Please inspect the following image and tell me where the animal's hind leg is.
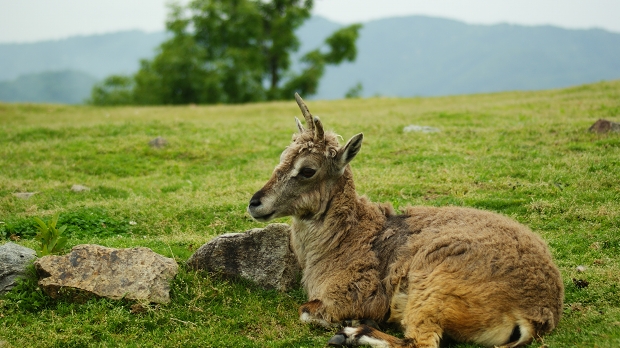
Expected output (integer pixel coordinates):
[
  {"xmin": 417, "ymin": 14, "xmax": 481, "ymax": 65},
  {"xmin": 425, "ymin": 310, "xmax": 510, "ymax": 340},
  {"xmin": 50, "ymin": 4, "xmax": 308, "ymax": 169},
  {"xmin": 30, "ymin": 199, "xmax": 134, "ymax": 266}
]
[
  {"xmin": 399, "ymin": 306, "xmax": 443, "ymax": 348},
  {"xmin": 398, "ymin": 271, "xmax": 530, "ymax": 348}
]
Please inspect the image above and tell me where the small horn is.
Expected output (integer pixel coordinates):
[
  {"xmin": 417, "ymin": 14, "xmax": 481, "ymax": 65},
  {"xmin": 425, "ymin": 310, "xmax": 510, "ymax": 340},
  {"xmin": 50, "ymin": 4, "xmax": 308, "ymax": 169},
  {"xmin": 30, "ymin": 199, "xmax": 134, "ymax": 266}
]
[
  {"xmin": 295, "ymin": 93, "xmax": 314, "ymax": 133},
  {"xmin": 295, "ymin": 117, "xmax": 305, "ymax": 133},
  {"xmin": 313, "ymin": 116, "xmax": 325, "ymax": 143}
]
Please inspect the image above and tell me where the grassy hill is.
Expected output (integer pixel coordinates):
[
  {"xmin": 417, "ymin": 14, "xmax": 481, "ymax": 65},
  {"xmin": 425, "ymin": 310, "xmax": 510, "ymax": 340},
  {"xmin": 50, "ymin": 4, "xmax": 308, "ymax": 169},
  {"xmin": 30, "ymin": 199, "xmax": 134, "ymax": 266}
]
[{"xmin": 1, "ymin": 81, "xmax": 619, "ymax": 346}]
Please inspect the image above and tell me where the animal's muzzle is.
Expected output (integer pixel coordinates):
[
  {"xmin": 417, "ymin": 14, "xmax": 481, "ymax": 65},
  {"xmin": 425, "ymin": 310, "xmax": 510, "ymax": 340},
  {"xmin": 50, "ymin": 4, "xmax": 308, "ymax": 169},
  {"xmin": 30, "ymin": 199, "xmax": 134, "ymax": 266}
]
[
  {"xmin": 248, "ymin": 190, "xmax": 265, "ymax": 209},
  {"xmin": 248, "ymin": 189, "xmax": 273, "ymax": 221}
]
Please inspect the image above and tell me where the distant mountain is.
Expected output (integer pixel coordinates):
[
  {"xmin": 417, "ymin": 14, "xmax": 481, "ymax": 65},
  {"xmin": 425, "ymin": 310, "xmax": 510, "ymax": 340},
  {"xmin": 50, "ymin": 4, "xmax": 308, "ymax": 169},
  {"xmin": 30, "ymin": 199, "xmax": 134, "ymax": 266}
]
[
  {"xmin": 314, "ymin": 16, "xmax": 620, "ymax": 98},
  {"xmin": 0, "ymin": 30, "xmax": 167, "ymax": 81},
  {"xmin": 1, "ymin": 15, "xmax": 620, "ymax": 104},
  {"xmin": 0, "ymin": 70, "xmax": 98, "ymax": 104}
]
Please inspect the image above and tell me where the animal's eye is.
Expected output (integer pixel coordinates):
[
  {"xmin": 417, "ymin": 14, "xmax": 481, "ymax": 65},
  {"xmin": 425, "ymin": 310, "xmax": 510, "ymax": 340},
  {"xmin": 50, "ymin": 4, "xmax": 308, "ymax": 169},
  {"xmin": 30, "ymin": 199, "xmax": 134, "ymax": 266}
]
[{"xmin": 299, "ymin": 167, "xmax": 316, "ymax": 179}]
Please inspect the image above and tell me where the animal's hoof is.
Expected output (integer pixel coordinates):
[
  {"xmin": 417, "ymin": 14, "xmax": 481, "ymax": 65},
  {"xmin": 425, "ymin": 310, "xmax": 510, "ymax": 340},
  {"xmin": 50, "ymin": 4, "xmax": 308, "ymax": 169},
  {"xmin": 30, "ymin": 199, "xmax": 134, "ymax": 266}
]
[{"xmin": 328, "ymin": 333, "xmax": 346, "ymax": 346}]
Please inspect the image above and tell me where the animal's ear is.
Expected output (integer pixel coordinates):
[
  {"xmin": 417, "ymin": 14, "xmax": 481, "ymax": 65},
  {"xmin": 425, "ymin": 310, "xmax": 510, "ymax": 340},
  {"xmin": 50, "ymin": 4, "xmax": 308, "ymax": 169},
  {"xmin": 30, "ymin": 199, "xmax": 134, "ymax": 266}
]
[{"xmin": 335, "ymin": 133, "xmax": 363, "ymax": 171}]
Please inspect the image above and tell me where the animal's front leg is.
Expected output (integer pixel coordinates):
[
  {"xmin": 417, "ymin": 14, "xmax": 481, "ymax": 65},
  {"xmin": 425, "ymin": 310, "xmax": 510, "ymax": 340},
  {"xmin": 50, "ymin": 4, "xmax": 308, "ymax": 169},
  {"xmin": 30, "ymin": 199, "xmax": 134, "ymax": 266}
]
[
  {"xmin": 299, "ymin": 300, "xmax": 381, "ymax": 329},
  {"xmin": 328, "ymin": 325, "xmax": 416, "ymax": 347},
  {"xmin": 299, "ymin": 299, "xmax": 337, "ymax": 328}
]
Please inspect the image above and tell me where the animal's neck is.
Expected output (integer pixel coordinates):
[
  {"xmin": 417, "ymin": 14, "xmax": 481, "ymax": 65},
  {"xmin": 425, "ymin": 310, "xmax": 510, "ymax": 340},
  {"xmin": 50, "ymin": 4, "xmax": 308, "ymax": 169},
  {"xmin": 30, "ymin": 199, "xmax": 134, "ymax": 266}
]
[{"xmin": 291, "ymin": 168, "xmax": 384, "ymax": 267}]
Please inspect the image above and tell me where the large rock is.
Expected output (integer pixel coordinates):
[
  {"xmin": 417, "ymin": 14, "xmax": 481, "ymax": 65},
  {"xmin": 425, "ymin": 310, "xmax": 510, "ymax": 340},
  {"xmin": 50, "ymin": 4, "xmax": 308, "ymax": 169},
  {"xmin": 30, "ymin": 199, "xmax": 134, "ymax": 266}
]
[
  {"xmin": 34, "ymin": 244, "xmax": 178, "ymax": 303},
  {"xmin": 0, "ymin": 242, "xmax": 37, "ymax": 295},
  {"xmin": 187, "ymin": 223, "xmax": 300, "ymax": 291}
]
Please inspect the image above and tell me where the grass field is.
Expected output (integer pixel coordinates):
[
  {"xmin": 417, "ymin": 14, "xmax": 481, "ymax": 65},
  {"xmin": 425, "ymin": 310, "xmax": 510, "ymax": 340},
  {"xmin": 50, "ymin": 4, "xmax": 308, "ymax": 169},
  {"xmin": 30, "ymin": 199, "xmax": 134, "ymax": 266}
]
[{"xmin": 1, "ymin": 80, "xmax": 619, "ymax": 347}]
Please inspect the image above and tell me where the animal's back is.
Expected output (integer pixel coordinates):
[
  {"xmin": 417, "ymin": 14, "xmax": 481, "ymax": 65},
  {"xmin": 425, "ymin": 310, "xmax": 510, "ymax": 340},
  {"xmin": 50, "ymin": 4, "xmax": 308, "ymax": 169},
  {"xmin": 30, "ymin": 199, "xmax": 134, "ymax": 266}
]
[{"xmin": 380, "ymin": 206, "xmax": 563, "ymax": 345}]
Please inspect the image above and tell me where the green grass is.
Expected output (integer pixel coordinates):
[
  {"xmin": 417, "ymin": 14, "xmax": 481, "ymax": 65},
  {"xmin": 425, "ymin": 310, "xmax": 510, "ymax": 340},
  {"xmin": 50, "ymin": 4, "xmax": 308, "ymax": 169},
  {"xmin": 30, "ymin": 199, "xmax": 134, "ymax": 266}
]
[{"xmin": 1, "ymin": 80, "xmax": 620, "ymax": 347}]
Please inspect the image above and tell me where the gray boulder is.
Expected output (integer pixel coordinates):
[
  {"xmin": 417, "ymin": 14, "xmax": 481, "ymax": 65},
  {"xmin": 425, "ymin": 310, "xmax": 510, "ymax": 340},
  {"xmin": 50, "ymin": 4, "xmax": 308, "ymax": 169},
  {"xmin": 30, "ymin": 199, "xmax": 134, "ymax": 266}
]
[
  {"xmin": 34, "ymin": 244, "xmax": 178, "ymax": 303},
  {"xmin": 187, "ymin": 223, "xmax": 300, "ymax": 291},
  {"xmin": 0, "ymin": 242, "xmax": 37, "ymax": 295}
]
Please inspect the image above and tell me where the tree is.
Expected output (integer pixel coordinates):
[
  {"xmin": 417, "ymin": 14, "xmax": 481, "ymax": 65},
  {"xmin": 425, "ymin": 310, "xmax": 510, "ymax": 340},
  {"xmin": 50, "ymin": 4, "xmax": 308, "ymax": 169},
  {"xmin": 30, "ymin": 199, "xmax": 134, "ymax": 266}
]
[
  {"xmin": 132, "ymin": 3, "xmax": 222, "ymax": 105},
  {"xmin": 91, "ymin": 0, "xmax": 362, "ymax": 105},
  {"xmin": 282, "ymin": 24, "xmax": 362, "ymax": 98},
  {"xmin": 88, "ymin": 75, "xmax": 134, "ymax": 106}
]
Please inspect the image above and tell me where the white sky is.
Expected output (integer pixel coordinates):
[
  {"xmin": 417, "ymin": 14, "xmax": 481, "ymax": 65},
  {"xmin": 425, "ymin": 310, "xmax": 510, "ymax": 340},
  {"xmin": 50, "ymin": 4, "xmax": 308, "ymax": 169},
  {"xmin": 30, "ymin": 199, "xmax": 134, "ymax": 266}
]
[{"xmin": 0, "ymin": 0, "xmax": 619, "ymax": 44}]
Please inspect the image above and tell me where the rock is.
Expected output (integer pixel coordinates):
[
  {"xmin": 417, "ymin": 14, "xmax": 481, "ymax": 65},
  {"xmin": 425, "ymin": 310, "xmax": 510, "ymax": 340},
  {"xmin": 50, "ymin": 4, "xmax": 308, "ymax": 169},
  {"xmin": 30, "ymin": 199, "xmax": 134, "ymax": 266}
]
[
  {"xmin": 572, "ymin": 278, "xmax": 589, "ymax": 289},
  {"xmin": 403, "ymin": 125, "xmax": 441, "ymax": 133},
  {"xmin": 0, "ymin": 242, "xmax": 37, "ymax": 295},
  {"xmin": 187, "ymin": 223, "xmax": 300, "ymax": 291},
  {"xmin": 588, "ymin": 119, "xmax": 620, "ymax": 133},
  {"xmin": 34, "ymin": 244, "xmax": 178, "ymax": 303},
  {"xmin": 576, "ymin": 265, "xmax": 586, "ymax": 273},
  {"xmin": 71, "ymin": 184, "xmax": 90, "ymax": 192},
  {"xmin": 13, "ymin": 192, "xmax": 37, "ymax": 199},
  {"xmin": 148, "ymin": 137, "xmax": 168, "ymax": 148}
]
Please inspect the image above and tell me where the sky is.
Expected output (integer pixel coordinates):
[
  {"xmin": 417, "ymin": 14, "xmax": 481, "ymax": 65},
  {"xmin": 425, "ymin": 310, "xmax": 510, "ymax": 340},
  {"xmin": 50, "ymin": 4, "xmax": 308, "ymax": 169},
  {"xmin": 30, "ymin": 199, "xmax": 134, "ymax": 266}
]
[{"xmin": 1, "ymin": 0, "xmax": 619, "ymax": 44}]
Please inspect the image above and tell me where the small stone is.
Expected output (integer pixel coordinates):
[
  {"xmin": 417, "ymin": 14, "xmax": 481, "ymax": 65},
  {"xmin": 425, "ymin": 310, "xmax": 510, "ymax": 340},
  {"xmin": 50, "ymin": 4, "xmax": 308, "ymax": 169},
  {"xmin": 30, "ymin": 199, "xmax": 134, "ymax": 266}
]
[
  {"xmin": 187, "ymin": 223, "xmax": 300, "ymax": 291},
  {"xmin": 576, "ymin": 265, "xmax": 586, "ymax": 273},
  {"xmin": 572, "ymin": 278, "xmax": 589, "ymax": 289},
  {"xmin": 71, "ymin": 184, "xmax": 90, "ymax": 192},
  {"xmin": 35, "ymin": 244, "xmax": 178, "ymax": 303},
  {"xmin": 403, "ymin": 125, "xmax": 441, "ymax": 133},
  {"xmin": 588, "ymin": 119, "xmax": 620, "ymax": 134},
  {"xmin": 13, "ymin": 192, "xmax": 37, "ymax": 199},
  {"xmin": 149, "ymin": 137, "xmax": 168, "ymax": 148},
  {"xmin": 0, "ymin": 242, "xmax": 37, "ymax": 296}
]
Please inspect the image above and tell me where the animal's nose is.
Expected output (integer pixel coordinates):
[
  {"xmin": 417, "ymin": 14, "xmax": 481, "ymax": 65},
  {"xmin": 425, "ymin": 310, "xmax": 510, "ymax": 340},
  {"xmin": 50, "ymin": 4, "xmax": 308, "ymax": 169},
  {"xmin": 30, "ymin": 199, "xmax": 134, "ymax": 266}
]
[{"xmin": 249, "ymin": 190, "xmax": 264, "ymax": 208}]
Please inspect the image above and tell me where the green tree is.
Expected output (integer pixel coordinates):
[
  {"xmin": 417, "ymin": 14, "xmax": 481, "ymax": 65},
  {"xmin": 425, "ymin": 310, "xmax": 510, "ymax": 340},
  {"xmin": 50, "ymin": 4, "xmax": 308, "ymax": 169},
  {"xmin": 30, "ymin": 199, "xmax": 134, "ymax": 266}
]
[
  {"xmin": 133, "ymin": 3, "xmax": 222, "ymax": 105},
  {"xmin": 282, "ymin": 24, "xmax": 362, "ymax": 98},
  {"xmin": 88, "ymin": 75, "xmax": 134, "ymax": 105},
  {"xmin": 91, "ymin": 0, "xmax": 362, "ymax": 105},
  {"xmin": 345, "ymin": 82, "xmax": 363, "ymax": 99}
]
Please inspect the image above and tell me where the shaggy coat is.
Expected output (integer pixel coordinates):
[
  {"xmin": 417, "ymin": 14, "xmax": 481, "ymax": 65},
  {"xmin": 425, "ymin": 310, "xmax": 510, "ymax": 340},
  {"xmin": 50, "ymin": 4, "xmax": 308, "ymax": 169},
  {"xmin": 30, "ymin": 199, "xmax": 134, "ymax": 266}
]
[{"xmin": 248, "ymin": 94, "xmax": 564, "ymax": 348}]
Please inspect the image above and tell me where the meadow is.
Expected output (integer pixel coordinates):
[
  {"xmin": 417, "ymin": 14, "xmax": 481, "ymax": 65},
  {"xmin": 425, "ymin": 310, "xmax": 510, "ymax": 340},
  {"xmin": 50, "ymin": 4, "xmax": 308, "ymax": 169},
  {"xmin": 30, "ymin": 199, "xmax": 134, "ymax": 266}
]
[{"xmin": 1, "ymin": 80, "xmax": 619, "ymax": 347}]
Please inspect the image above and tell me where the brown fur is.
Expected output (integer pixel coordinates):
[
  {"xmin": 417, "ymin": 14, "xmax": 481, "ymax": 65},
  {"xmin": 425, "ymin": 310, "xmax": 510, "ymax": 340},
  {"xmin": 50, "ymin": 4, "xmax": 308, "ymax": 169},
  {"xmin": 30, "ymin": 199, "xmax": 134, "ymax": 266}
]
[{"xmin": 248, "ymin": 95, "xmax": 564, "ymax": 348}]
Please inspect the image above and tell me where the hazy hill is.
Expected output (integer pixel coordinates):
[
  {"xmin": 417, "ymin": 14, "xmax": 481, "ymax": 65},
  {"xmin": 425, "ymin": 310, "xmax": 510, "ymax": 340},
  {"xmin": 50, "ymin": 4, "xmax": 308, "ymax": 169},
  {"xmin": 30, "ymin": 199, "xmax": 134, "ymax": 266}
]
[
  {"xmin": 0, "ymin": 70, "xmax": 97, "ymax": 104},
  {"xmin": 315, "ymin": 16, "xmax": 620, "ymax": 98},
  {"xmin": 1, "ymin": 16, "xmax": 620, "ymax": 103},
  {"xmin": 0, "ymin": 30, "xmax": 167, "ymax": 81}
]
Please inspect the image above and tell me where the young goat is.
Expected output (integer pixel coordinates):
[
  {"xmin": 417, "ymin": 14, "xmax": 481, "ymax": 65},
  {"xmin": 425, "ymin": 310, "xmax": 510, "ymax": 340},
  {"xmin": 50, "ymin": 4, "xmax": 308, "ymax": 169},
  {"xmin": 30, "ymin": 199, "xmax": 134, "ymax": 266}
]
[{"xmin": 248, "ymin": 94, "xmax": 564, "ymax": 348}]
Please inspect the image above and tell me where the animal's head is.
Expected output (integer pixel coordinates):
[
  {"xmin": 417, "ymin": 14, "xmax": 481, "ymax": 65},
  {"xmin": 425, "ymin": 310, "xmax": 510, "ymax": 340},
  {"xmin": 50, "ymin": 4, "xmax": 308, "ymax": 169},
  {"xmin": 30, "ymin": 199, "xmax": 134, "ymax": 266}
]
[{"xmin": 248, "ymin": 93, "xmax": 363, "ymax": 222}]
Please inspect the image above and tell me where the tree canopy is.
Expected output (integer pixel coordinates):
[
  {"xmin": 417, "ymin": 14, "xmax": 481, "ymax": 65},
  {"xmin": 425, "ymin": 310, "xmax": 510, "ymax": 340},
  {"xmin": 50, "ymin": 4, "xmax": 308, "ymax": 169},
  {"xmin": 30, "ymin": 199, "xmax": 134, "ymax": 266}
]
[{"xmin": 90, "ymin": 0, "xmax": 361, "ymax": 105}]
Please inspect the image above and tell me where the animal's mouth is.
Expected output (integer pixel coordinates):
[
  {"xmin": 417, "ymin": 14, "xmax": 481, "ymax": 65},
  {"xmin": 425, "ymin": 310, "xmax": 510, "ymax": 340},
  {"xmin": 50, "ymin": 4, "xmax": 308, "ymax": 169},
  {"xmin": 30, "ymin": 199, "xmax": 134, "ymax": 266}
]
[{"xmin": 250, "ymin": 211, "xmax": 276, "ymax": 222}]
